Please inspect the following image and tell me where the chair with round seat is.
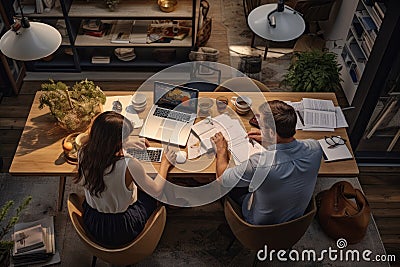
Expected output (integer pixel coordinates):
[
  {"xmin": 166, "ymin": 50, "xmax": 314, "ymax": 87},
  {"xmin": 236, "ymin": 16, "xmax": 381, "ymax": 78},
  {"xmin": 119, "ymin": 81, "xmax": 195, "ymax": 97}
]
[
  {"xmin": 214, "ymin": 77, "xmax": 270, "ymax": 93},
  {"xmin": 224, "ymin": 196, "xmax": 316, "ymax": 251},
  {"xmin": 67, "ymin": 193, "xmax": 166, "ymax": 267}
]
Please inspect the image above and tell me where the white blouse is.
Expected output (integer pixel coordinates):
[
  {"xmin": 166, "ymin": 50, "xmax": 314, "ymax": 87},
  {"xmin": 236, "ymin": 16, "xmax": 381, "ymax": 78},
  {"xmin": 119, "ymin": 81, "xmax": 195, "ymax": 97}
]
[{"xmin": 84, "ymin": 157, "xmax": 137, "ymax": 213}]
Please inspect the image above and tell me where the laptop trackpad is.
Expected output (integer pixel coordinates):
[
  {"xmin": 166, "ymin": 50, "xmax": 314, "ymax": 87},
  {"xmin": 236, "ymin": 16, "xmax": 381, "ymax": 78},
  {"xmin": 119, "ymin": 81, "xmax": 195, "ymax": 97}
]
[
  {"xmin": 162, "ymin": 120, "xmax": 177, "ymax": 129},
  {"xmin": 156, "ymin": 128, "xmax": 173, "ymax": 140}
]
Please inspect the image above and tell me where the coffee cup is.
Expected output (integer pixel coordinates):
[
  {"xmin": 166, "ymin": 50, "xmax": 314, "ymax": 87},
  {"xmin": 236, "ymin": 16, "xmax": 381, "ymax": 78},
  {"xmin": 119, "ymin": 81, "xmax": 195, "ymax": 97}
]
[
  {"xmin": 231, "ymin": 96, "xmax": 252, "ymax": 115},
  {"xmin": 198, "ymin": 98, "xmax": 214, "ymax": 117}
]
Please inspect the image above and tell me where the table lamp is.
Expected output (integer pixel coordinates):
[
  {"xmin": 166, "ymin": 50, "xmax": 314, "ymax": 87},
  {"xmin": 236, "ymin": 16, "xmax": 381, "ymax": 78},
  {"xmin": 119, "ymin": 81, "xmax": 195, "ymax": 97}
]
[
  {"xmin": 0, "ymin": 0, "xmax": 62, "ymax": 61},
  {"xmin": 248, "ymin": 0, "xmax": 305, "ymax": 42}
]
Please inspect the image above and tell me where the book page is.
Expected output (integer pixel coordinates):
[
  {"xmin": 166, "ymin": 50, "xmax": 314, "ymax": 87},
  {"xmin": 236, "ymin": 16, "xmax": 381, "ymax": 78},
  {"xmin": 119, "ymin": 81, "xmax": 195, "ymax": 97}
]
[
  {"xmin": 335, "ymin": 107, "xmax": 349, "ymax": 128},
  {"xmin": 303, "ymin": 109, "xmax": 336, "ymax": 129},
  {"xmin": 302, "ymin": 98, "xmax": 335, "ymax": 112}
]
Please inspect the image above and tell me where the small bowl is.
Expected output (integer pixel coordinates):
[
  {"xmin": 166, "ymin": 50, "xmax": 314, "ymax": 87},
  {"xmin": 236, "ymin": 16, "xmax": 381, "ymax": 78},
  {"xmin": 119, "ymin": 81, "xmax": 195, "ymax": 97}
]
[{"xmin": 158, "ymin": 0, "xmax": 177, "ymax": 12}]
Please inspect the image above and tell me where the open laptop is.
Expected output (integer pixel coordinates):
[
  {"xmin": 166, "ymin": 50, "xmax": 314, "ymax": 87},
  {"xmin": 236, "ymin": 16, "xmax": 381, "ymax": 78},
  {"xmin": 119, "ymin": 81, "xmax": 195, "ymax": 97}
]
[{"xmin": 139, "ymin": 81, "xmax": 199, "ymax": 146}]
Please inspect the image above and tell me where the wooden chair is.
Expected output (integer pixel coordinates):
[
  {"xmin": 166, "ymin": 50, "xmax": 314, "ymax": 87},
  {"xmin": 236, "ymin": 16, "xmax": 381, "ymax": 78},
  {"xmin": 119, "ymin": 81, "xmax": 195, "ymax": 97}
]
[
  {"xmin": 224, "ymin": 196, "xmax": 316, "ymax": 251},
  {"xmin": 214, "ymin": 77, "xmax": 270, "ymax": 93},
  {"xmin": 67, "ymin": 193, "xmax": 166, "ymax": 266}
]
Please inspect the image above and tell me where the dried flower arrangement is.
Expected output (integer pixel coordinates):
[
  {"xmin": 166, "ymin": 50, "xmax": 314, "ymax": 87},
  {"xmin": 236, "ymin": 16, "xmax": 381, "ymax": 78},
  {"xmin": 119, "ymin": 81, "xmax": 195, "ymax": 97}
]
[
  {"xmin": 105, "ymin": 0, "xmax": 120, "ymax": 10},
  {"xmin": 39, "ymin": 79, "xmax": 106, "ymax": 131}
]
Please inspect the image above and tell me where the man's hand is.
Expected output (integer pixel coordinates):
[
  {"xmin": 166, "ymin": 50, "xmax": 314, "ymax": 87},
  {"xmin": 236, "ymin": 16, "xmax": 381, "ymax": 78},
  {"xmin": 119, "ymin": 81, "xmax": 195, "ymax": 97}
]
[
  {"xmin": 211, "ymin": 132, "xmax": 228, "ymax": 157},
  {"xmin": 125, "ymin": 136, "xmax": 150, "ymax": 150},
  {"xmin": 211, "ymin": 132, "xmax": 230, "ymax": 179},
  {"xmin": 247, "ymin": 129, "xmax": 262, "ymax": 143}
]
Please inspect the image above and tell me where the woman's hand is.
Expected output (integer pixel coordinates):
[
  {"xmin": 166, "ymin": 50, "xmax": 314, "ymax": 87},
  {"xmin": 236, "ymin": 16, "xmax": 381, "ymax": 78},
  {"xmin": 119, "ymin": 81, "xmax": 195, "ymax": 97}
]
[
  {"xmin": 125, "ymin": 136, "xmax": 150, "ymax": 150},
  {"xmin": 161, "ymin": 148, "xmax": 176, "ymax": 170},
  {"xmin": 247, "ymin": 129, "xmax": 262, "ymax": 143}
]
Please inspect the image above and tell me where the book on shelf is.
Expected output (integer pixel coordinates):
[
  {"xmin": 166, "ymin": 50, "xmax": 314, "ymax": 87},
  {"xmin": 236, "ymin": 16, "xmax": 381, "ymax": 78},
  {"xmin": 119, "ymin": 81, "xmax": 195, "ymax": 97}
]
[
  {"xmin": 374, "ymin": 2, "xmax": 386, "ymax": 19},
  {"xmin": 10, "ymin": 216, "xmax": 59, "ymax": 267},
  {"xmin": 130, "ymin": 20, "xmax": 150, "ymax": 44},
  {"xmin": 357, "ymin": 11, "xmax": 377, "ymax": 31},
  {"xmin": 81, "ymin": 19, "xmax": 112, "ymax": 38},
  {"xmin": 111, "ymin": 20, "xmax": 134, "ymax": 44}
]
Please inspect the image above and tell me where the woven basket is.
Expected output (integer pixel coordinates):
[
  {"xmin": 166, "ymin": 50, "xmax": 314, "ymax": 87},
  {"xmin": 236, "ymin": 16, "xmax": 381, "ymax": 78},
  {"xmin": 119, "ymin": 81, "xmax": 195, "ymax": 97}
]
[{"xmin": 189, "ymin": 47, "xmax": 219, "ymax": 62}]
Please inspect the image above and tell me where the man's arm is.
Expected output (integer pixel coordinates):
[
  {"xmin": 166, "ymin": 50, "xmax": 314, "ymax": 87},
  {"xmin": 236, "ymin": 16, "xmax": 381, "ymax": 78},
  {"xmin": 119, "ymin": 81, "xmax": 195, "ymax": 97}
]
[{"xmin": 211, "ymin": 132, "xmax": 230, "ymax": 180}]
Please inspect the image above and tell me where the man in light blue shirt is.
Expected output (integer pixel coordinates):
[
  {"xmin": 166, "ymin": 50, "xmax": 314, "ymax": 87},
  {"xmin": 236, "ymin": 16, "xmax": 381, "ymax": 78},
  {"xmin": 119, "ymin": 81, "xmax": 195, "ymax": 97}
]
[{"xmin": 211, "ymin": 100, "xmax": 322, "ymax": 225}]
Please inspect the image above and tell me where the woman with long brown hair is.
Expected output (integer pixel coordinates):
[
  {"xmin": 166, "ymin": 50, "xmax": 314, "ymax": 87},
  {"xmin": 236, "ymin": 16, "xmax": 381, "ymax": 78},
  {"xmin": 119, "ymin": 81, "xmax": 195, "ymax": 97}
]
[{"xmin": 75, "ymin": 111, "xmax": 175, "ymax": 248}]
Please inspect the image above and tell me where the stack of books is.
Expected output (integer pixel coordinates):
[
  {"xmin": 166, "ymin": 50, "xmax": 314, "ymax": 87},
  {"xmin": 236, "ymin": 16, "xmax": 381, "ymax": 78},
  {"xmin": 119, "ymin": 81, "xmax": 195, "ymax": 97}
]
[
  {"xmin": 81, "ymin": 19, "xmax": 111, "ymax": 37},
  {"xmin": 11, "ymin": 216, "xmax": 59, "ymax": 266}
]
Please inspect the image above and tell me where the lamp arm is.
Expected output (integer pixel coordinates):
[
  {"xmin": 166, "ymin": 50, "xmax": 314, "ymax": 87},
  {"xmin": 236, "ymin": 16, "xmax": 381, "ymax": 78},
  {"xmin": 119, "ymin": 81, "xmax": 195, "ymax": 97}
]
[
  {"xmin": 267, "ymin": 0, "xmax": 285, "ymax": 27},
  {"xmin": 16, "ymin": 0, "xmax": 30, "ymax": 28}
]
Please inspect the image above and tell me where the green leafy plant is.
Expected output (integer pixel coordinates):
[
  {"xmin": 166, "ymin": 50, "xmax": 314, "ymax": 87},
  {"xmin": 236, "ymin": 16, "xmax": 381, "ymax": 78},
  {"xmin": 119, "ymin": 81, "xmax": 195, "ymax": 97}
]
[
  {"xmin": 39, "ymin": 79, "xmax": 106, "ymax": 131},
  {"xmin": 0, "ymin": 196, "xmax": 32, "ymax": 264},
  {"xmin": 282, "ymin": 50, "xmax": 343, "ymax": 92}
]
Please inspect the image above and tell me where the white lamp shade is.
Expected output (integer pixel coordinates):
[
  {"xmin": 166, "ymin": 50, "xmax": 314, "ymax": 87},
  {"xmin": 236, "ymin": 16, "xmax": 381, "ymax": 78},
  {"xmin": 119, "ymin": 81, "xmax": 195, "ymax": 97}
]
[
  {"xmin": 0, "ymin": 22, "xmax": 62, "ymax": 61},
  {"xmin": 248, "ymin": 4, "xmax": 305, "ymax": 42}
]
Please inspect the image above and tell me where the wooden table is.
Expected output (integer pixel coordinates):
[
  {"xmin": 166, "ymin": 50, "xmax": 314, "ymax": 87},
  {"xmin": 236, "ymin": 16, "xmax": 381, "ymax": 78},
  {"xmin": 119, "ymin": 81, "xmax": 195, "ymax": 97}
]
[{"xmin": 10, "ymin": 91, "xmax": 359, "ymax": 211}]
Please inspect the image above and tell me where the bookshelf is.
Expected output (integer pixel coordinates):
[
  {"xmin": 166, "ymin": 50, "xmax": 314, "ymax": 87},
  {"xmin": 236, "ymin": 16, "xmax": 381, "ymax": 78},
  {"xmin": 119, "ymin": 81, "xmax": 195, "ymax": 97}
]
[
  {"xmin": 340, "ymin": 0, "xmax": 386, "ymax": 104},
  {"xmin": 0, "ymin": 0, "xmax": 198, "ymax": 72}
]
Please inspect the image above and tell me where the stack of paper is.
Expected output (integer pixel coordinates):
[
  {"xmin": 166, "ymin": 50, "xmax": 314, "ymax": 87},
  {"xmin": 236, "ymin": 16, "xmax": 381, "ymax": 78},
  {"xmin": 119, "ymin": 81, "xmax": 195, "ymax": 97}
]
[
  {"xmin": 190, "ymin": 114, "xmax": 265, "ymax": 165},
  {"xmin": 286, "ymin": 98, "xmax": 348, "ymax": 131}
]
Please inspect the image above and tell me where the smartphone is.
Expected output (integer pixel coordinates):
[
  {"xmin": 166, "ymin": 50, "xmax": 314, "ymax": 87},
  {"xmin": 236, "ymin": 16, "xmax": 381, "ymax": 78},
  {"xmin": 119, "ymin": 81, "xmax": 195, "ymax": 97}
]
[{"xmin": 249, "ymin": 114, "xmax": 260, "ymax": 129}]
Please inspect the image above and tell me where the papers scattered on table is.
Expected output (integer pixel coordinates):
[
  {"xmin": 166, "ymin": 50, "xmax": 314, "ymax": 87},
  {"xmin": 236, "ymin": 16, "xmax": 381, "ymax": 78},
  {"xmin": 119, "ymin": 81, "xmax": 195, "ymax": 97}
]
[
  {"xmin": 190, "ymin": 114, "xmax": 265, "ymax": 165},
  {"xmin": 104, "ymin": 96, "xmax": 144, "ymax": 128},
  {"xmin": 318, "ymin": 139, "xmax": 353, "ymax": 162},
  {"xmin": 286, "ymin": 98, "xmax": 348, "ymax": 131}
]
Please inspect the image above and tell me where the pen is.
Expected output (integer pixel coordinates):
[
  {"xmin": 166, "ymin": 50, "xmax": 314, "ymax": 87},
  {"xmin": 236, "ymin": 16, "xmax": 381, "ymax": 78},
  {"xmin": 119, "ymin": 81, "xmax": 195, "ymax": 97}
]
[
  {"xmin": 247, "ymin": 136, "xmax": 255, "ymax": 147},
  {"xmin": 167, "ymin": 139, "xmax": 170, "ymax": 152},
  {"xmin": 296, "ymin": 110, "xmax": 305, "ymax": 126}
]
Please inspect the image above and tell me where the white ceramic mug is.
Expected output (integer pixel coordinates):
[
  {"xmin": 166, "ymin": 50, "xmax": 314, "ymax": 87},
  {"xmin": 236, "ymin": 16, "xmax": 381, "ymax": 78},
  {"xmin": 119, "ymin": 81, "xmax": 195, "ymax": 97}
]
[{"xmin": 231, "ymin": 96, "xmax": 252, "ymax": 115}]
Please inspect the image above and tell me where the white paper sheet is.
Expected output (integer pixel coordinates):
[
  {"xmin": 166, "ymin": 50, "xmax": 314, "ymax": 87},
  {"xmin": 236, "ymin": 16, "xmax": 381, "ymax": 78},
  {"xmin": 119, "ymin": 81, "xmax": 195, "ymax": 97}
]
[{"xmin": 104, "ymin": 96, "xmax": 144, "ymax": 128}]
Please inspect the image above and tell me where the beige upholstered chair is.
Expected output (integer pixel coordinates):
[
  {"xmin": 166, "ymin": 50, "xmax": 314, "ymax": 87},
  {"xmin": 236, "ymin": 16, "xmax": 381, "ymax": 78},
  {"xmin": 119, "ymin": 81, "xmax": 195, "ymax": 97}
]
[
  {"xmin": 67, "ymin": 193, "xmax": 166, "ymax": 266},
  {"xmin": 214, "ymin": 77, "xmax": 270, "ymax": 92},
  {"xmin": 224, "ymin": 196, "xmax": 316, "ymax": 250}
]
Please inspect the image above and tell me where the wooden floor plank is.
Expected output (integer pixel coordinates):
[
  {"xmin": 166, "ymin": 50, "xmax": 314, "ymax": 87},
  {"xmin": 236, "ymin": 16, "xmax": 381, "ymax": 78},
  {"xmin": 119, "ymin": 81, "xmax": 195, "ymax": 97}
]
[
  {"xmin": 0, "ymin": 129, "xmax": 23, "ymax": 143},
  {"xmin": 0, "ymin": 118, "xmax": 27, "ymax": 130}
]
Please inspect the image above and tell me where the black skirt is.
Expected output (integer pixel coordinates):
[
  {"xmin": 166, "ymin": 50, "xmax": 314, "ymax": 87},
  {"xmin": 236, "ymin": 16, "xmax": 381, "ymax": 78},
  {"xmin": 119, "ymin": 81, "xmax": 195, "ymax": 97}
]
[{"xmin": 82, "ymin": 190, "xmax": 157, "ymax": 248}]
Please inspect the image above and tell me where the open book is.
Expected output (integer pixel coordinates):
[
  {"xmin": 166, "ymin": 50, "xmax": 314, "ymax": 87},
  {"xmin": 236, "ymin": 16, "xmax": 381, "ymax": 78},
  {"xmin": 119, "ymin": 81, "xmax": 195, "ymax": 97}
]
[{"xmin": 191, "ymin": 114, "xmax": 264, "ymax": 165}]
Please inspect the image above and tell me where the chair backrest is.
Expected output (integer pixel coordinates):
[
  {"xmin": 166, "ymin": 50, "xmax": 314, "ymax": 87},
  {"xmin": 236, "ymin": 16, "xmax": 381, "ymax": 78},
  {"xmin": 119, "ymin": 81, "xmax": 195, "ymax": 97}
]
[
  {"xmin": 214, "ymin": 77, "xmax": 270, "ymax": 92},
  {"xmin": 294, "ymin": 0, "xmax": 339, "ymax": 23},
  {"xmin": 67, "ymin": 193, "xmax": 166, "ymax": 266},
  {"xmin": 224, "ymin": 196, "xmax": 317, "ymax": 250}
]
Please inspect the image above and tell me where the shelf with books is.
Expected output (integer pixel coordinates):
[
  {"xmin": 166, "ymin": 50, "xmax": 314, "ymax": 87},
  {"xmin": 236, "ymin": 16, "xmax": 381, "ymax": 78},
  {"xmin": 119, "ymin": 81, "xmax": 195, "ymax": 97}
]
[
  {"xmin": 340, "ymin": 0, "xmax": 386, "ymax": 104},
  {"xmin": 68, "ymin": 0, "xmax": 194, "ymax": 19}
]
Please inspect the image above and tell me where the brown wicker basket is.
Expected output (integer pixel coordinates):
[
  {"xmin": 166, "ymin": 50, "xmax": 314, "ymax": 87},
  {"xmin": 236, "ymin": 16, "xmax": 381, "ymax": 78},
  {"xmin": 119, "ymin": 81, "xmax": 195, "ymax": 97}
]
[{"xmin": 189, "ymin": 47, "xmax": 219, "ymax": 62}]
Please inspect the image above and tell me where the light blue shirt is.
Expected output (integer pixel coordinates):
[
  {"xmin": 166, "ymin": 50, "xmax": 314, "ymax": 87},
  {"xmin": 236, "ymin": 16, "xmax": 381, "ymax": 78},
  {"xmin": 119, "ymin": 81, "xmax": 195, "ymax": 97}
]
[{"xmin": 221, "ymin": 139, "xmax": 322, "ymax": 225}]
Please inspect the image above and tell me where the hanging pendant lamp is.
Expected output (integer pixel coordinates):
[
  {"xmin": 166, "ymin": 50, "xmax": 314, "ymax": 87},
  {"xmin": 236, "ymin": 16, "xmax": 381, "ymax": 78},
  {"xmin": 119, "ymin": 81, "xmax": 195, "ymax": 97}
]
[{"xmin": 0, "ymin": 0, "xmax": 62, "ymax": 61}]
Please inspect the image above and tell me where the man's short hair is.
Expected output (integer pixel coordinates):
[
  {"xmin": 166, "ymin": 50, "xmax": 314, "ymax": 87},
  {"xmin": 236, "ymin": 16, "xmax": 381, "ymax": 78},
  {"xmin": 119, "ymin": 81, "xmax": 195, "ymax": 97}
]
[{"xmin": 259, "ymin": 100, "xmax": 297, "ymax": 138}]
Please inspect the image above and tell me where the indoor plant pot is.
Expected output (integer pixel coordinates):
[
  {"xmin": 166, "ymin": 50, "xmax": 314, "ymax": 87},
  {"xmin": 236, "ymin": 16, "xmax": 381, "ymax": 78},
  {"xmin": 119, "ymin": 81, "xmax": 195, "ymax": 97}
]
[
  {"xmin": 282, "ymin": 50, "xmax": 342, "ymax": 92},
  {"xmin": 39, "ymin": 79, "xmax": 106, "ymax": 132}
]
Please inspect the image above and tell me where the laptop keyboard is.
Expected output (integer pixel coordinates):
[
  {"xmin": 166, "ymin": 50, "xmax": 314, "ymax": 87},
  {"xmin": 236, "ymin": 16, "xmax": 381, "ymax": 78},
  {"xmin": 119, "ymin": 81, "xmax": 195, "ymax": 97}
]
[
  {"xmin": 154, "ymin": 107, "xmax": 191, "ymax": 123},
  {"xmin": 126, "ymin": 148, "xmax": 163, "ymax": 162}
]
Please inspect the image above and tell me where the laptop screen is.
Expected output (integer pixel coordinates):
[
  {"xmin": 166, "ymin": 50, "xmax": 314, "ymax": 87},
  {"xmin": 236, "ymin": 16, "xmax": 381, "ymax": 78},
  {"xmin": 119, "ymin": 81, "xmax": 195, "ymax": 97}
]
[{"xmin": 154, "ymin": 81, "xmax": 199, "ymax": 114}]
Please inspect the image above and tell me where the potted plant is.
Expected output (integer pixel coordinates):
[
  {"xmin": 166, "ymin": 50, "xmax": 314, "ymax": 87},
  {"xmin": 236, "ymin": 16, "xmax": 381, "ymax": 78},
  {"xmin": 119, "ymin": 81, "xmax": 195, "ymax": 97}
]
[
  {"xmin": 282, "ymin": 50, "xmax": 342, "ymax": 92},
  {"xmin": 0, "ymin": 197, "xmax": 32, "ymax": 266},
  {"xmin": 39, "ymin": 79, "xmax": 106, "ymax": 132}
]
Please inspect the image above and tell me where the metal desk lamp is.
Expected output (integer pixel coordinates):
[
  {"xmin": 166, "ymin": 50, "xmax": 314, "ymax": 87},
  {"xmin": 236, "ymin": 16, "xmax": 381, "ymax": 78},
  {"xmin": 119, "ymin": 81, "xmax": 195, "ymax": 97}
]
[
  {"xmin": 0, "ymin": 0, "xmax": 62, "ymax": 61},
  {"xmin": 248, "ymin": 0, "xmax": 305, "ymax": 59}
]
